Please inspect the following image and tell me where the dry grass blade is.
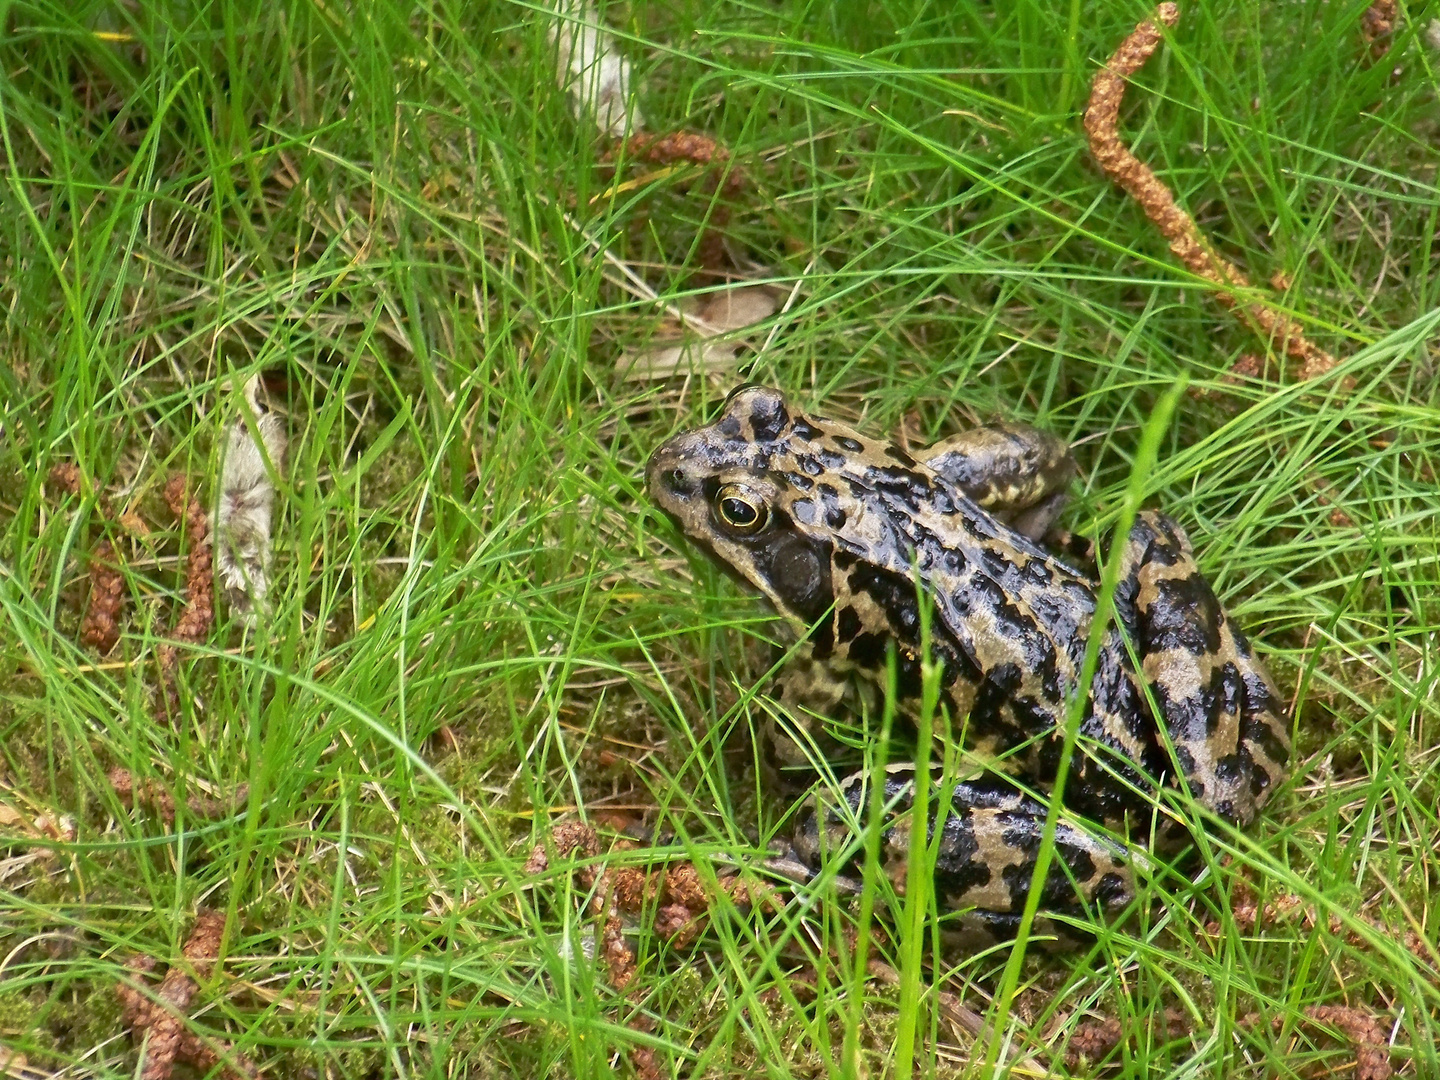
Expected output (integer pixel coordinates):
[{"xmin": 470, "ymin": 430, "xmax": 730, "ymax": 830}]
[{"xmin": 1083, "ymin": 3, "xmax": 1340, "ymax": 381}]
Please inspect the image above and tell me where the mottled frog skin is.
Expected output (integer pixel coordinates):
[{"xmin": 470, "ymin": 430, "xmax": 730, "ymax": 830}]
[{"xmin": 646, "ymin": 386, "xmax": 1290, "ymax": 948}]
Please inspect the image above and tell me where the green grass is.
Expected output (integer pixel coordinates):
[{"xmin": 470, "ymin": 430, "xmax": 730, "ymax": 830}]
[{"xmin": 2, "ymin": 0, "xmax": 1438, "ymax": 1076}]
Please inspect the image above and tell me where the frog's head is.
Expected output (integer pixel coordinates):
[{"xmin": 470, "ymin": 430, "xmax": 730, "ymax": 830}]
[{"xmin": 645, "ymin": 385, "xmax": 839, "ymax": 633}]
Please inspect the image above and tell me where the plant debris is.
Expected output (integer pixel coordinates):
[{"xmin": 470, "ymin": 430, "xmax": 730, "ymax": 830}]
[
  {"xmin": 1065, "ymin": 1008, "xmax": 1193, "ymax": 1067},
  {"xmin": 529, "ymin": 821, "xmax": 772, "ymax": 951},
  {"xmin": 116, "ymin": 910, "xmax": 257, "ymax": 1080},
  {"xmin": 215, "ymin": 376, "xmax": 287, "ymax": 624},
  {"xmin": 528, "ymin": 822, "xmax": 774, "ymax": 1078},
  {"xmin": 1360, "ymin": 0, "xmax": 1398, "ymax": 58},
  {"xmin": 0, "ymin": 804, "xmax": 75, "ymax": 889},
  {"xmin": 79, "ymin": 541, "xmax": 126, "ymax": 654},
  {"xmin": 48, "ymin": 463, "xmax": 127, "ymax": 654},
  {"xmin": 108, "ymin": 768, "xmax": 250, "ymax": 826},
  {"xmin": 1065, "ymin": 1005, "xmax": 1393, "ymax": 1079},
  {"xmin": 526, "ymin": 823, "xmax": 652, "ymax": 1073},
  {"xmin": 619, "ymin": 283, "xmax": 781, "ymax": 380},
  {"xmin": 1084, "ymin": 3, "xmax": 1340, "ymax": 382},
  {"xmin": 1202, "ymin": 878, "xmax": 1437, "ymax": 978},
  {"xmin": 558, "ymin": 21, "xmax": 754, "ymax": 291},
  {"xmin": 48, "ymin": 462, "xmax": 83, "ymax": 495},
  {"xmin": 1065, "ymin": 1015, "xmax": 1125, "ymax": 1065},
  {"xmin": 156, "ymin": 475, "xmax": 214, "ymax": 720},
  {"xmin": 550, "ymin": 0, "xmax": 644, "ymax": 138},
  {"xmin": 605, "ymin": 129, "xmax": 747, "ymax": 274},
  {"xmin": 606, "ymin": 131, "xmax": 744, "ymax": 197},
  {"xmin": 1295, "ymin": 1005, "xmax": 1394, "ymax": 1080}
]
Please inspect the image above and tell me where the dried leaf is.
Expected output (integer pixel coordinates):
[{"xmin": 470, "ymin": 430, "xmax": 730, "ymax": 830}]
[
  {"xmin": 620, "ymin": 284, "xmax": 779, "ymax": 381},
  {"xmin": 620, "ymin": 340, "xmax": 740, "ymax": 381},
  {"xmin": 694, "ymin": 284, "xmax": 779, "ymax": 333},
  {"xmin": 550, "ymin": 1, "xmax": 644, "ymax": 138},
  {"xmin": 215, "ymin": 376, "xmax": 287, "ymax": 624}
]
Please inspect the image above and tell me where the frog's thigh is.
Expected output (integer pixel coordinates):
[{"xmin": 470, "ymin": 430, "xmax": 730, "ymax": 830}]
[
  {"xmin": 1117, "ymin": 511, "xmax": 1287, "ymax": 826},
  {"xmin": 795, "ymin": 768, "xmax": 1134, "ymax": 926},
  {"xmin": 921, "ymin": 423, "xmax": 1077, "ymax": 539}
]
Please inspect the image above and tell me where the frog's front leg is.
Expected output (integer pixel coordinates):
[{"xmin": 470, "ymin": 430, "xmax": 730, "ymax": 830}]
[
  {"xmin": 920, "ymin": 422, "xmax": 1076, "ymax": 541},
  {"xmin": 791, "ymin": 765, "xmax": 1136, "ymax": 947},
  {"xmin": 760, "ymin": 650, "xmax": 879, "ymax": 795},
  {"xmin": 1112, "ymin": 512, "xmax": 1291, "ymax": 828}
]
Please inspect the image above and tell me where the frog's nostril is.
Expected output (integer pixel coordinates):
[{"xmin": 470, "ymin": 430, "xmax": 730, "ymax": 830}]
[{"xmin": 666, "ymin": 468, "xmax": 693, "ymax": 496}]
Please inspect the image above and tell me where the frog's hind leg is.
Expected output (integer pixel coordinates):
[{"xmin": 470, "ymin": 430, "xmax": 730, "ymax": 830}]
[
  {"xmin": 920, "ymin": 422, "xmax": 1077, "ymax": 541},
  {"xmin": 1113, "ymin": 512, "xmax": 1291, "ymax": 829},
  {"xmin": 791, "ymin": 765, "xmax": 1135, "ymax": 947}
]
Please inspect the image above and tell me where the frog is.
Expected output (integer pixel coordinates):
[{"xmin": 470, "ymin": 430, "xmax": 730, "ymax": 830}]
[{"xmin": 645, "ymin": 385, "xmax": 1291, "ymax": 949}]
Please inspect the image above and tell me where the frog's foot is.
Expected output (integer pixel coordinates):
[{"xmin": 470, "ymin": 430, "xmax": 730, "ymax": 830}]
[
  {"xmin": 791, "ymin": 765, "xmax": 1136, "ymax": 946},
  {"xmin": 920, "ymin": 422, "xmax": 1077, "ymax": 541},
  {"xmin": 1113, "ymin": 511, "xmax": 1291, "ymax": 828}
]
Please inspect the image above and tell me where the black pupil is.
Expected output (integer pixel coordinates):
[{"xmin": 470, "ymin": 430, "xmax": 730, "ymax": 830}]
[{"xmin": 722, "ymin": 497, "xmax": 758, "ymax": 527}]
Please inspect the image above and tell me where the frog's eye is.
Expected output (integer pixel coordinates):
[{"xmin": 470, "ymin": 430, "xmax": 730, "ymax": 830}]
[{"xmin": 714, "ymin": 484, "xmax": 768, "ymax": 535}]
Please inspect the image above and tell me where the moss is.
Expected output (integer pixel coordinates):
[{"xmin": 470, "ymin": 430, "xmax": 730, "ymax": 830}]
[
  {"xmin": 0, "ymin": 988, "xmax": 45, "ymax": 1043},
  {"xmin": 276, "ymin": 1041, "xmax": 390, "ymax": 1080}
]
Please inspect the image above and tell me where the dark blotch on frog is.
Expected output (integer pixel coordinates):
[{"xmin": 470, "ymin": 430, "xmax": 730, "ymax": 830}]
[{"xmin": 646, "ymin": 386, "xmax": 1290, "ymax": 948}]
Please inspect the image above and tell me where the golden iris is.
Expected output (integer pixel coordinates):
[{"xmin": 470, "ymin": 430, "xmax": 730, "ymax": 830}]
[{"xmin": 715, "ymin": 484, "xmax": 767, "ymax": 534}]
